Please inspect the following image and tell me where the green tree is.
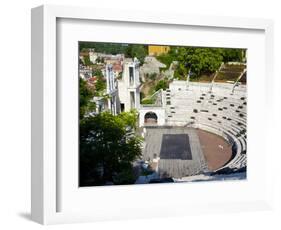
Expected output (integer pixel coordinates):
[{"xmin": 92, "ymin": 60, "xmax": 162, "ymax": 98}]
[
  {"xmin": 169, "ymin": 47, "xmax": 245, "ymax": 80},
  {"xmin": 125, "ymin": 45, "xmax": 148, "ymax": 64},
  {"xmin": 79, "ymin": 111, "xmax": 142, "ymax": 186},
  {"xmin": 155, "ymin": 79, "xmax": 169, "ymax": 91},
  {"xmin": 83, "ymin": 55, "xmax": 93, "ymax": 66},
  {"xmin": 221, "ymin": 48, "xmax": 244, "ymax": 62},
  {"xmin": 79, "ymin": 78, "xmax": 95, "ymax": 119},
  {"xmin": 94, "ymin": 78, "xmax": 106, "ymax": 95},
  {"xmin": 177, "ymin": 47, "xmax": 223, "ymax": 78},
  {"xmin": 118, "ymin": 109, "xmax": 138, "ymax": 129},
  {"xmin": 79, "ymin": 42, "xmax": 129, "ymax": 54},
  {"xmin": 156, "ymin": 48, "xmax": 178, "ymax": 70},
  {"xmin": 92, "ymin": 68, "xmax": 103, "ymax": 78},
  {"xmin": 92, "ymin": 67, "xmax": 106, "ymax": 95}
]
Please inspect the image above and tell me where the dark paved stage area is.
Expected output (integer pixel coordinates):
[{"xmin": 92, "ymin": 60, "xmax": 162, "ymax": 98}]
[
  {"xmin": 142, "ymin": 127, "xmax": 208, "ymax": 178},
  {"xmin": 160, "ymin": 134, "xmax": 192, "ymax": 160}
]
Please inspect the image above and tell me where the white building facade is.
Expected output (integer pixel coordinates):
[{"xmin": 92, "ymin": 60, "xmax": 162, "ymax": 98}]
[
  {"xmin": 105, "ymin": 64, "xmax": 119, "ymax": 115},
  {"xmin": 118, "ymin": 58, "xmax": 141, "ymax": 112}
]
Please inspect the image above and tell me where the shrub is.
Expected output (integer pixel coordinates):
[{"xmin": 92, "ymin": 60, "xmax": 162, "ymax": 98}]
[{"xmin": 141, "ymin": 98, "xmax": 155, "ymax": 104}]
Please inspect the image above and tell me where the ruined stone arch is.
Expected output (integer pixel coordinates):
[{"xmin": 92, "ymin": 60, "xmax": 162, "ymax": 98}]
[{"xmin": 144, "ymin": 111, "xmax": 158, "ymax": 124}]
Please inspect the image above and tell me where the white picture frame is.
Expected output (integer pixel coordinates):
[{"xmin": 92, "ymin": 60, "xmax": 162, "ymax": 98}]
[{"xmin": 31, "ymin": 4, "xmax": 274, "ymax": 225}]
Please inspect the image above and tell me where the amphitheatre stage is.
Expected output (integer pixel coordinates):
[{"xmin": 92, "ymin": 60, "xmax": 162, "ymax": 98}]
[{"xmin": 142, "ymin": 127, "xmax": 208, "ymax": 178}]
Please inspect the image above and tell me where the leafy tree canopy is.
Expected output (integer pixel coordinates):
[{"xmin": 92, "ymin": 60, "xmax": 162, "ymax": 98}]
[
  {"xmin": 155, "ymin": 79, "xmax": 169, "ymax": 91},
  {"xmin": 83, "ymin": 55, "xmax": 93, "ymax": 66},
  {"xmin": 94, "ymin": 78, "xmax": 106, "ymax": 96},
  {"xmin": 221, "ymin": 48, "xmax": 244, "ymax": 62},
  {"xmin": 79, "ymin": 78, "xmax": 95, "ymax": 119},
  {"xmin": 177, "ymin": 47, "xmax": 224, "ymax": 77},
  {"xmin": 79, "ymin": 42, "xmax": 129, "ymax": 54},
  {"xmin": 92, "ymin": 68, "xmax": 103, "ymax": 78},
  {"xmin": 125, "ymin": 44, "xmax": 148, "ymax": 65},
  {"xmin": 79, "ymin": 111, "xmax": 142, "ymax": 186},
  {"xmin": 161, "ymin": 46, "xmax": 245, "ymax": 79},
  {"xmin": 156, "ymin": 48, "xmax": 178, "ymax": 70}
]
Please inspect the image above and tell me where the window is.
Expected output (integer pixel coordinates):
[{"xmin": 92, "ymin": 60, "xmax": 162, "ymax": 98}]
[
  {"xmin": 130, "ymin": 92, "xmax": 135, "ymax": 108},
  {"xmin": 120, "ymin": 103, "xmax": 125, "ymax": 112},
  {"xmin": 129, "ymin": 66, "xmax": 134, "ymax": 85}
]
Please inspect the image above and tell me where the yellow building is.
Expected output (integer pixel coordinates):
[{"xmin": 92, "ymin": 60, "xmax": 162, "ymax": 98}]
[{"xmin": 148, "ymin": 45, "xmax": 170, "ymax": 56}]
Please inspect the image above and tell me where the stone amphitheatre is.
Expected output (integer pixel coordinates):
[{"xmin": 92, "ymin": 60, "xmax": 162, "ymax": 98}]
[
  {"xmin": 81, "ymin": 45, "xmax": 247, "ymax": 184},
  {"xmin": 138, "ymin": 73, "xmax": 247, "ymax": 183}
]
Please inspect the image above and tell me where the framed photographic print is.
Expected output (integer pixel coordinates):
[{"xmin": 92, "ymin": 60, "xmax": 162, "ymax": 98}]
[{"xmin": 31, "ymin": 5, "xmax": 274, "ymax": 225}]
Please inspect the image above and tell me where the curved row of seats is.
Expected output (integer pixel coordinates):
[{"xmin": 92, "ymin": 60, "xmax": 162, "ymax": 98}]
[{"xmin": 165, "ymin": 81, "xmax": 247, "ymax": 173}]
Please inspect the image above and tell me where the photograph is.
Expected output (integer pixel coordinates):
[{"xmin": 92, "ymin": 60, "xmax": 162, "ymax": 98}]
[{"xmin": 78, "ymin": 42, "xmax": 247, "ymax": 187}]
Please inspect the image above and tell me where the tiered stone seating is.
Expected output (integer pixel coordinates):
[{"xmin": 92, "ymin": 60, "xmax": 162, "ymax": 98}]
[{"xmin": 165, "ymin": 81, "xmax": 247, "ymax": 173}]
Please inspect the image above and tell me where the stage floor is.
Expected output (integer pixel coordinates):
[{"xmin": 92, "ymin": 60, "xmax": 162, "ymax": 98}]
[
  {"xmin": 143, "ymin": 127, "xmax": 208, "ymax": 178},
  {"xmin": 160, "ymin": 134, "xmax": 192, "ymax": 160}
]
